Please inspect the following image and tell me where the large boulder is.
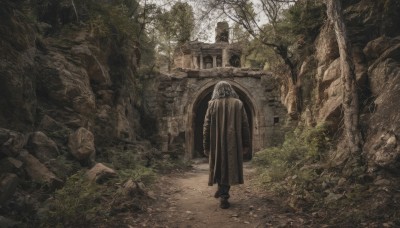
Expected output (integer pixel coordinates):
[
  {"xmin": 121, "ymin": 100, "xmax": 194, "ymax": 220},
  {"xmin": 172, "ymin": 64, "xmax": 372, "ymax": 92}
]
[
  {"xmin": 86, "ymin": 163, "xmax": 116, "ymax": 183},
  {"xmin": 372, "ymin": 132, "xmax": 399, "ymax": 168},
  {"xmin": 316, "ymin": 52, "xmax": 367, "ymax": 125},
  {"xmin": 368, "ymin": 44, "xmax": 400, "ymax": 95},
  {"xmin": 363, "ymin": 36, "xmax": 400, "ymax": 61},
  {"xmin": 363, "ymin": 37, "xmax": 400, "ymax": 171},
  {"xmin": 315, "ymin": 23, "xmax": 338, "ymax": 66},
  {"xmin": 26, "ymin": 131, "xmax": 59, "ymax": 162},
  {"xmin": 68, "ymin": 127, "xmax": 95, "ymax": 161},
  {"xmin": 36, "ymin": 50, "xmax": 96, "ymax": 116},
  {"xmin": 17, "ymin": 150, "xmax": 62, "ymax": 187},
  {"xmin": 71, "ymin": 44, "xmax": 111, "ymax": 86},
  {"xmin": 321, "ymin": 59, "xmax": 340, "ymax": 86}
]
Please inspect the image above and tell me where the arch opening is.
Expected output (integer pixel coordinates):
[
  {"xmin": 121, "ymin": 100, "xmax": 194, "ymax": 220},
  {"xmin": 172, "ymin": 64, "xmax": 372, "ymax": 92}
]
[
  {"xmin": 229, "ymin": 55, "xmax": 241, "ymax": 67},
  {"xmin": 191, "ymin": 84, "xmax": 254, "ymax": 160}
]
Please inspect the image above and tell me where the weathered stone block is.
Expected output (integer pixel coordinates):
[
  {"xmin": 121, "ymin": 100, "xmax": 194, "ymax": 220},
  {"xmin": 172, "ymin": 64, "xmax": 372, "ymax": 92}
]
[
  {"xmin": 68, "ymin": 127, "xmax": 95, "ymax": 161},
  {"xmin": 26, "ymin": 131, "xmax": 59, "ymax": 162},
  {"xmin": 86, "ymin": 163, "xmax": 116, "ymax": 183},
  {"xmin": 17, "ymin": 150, "xmax": 62, "ymax": 187}
]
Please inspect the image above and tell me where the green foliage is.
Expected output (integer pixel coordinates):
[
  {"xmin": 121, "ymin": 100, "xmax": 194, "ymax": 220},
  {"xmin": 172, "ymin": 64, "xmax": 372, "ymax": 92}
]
[
  {"xmin": 169, "ymin": 2, "xmax": 195, "ymax": 44},
  {"xmin": 106, "ymin": 147, "xmax": 141, "ymax": 170},
  {"xmin": 49, "ymin": 155, "xmax": 82, "ymax": 179},
  {"xmin": 45, "ymin": 128, "xmax": 70, "ymax": 141},
  {"xmin": 231, "ymin": 22, "xmax": 250, "ymax": 43},
  {"xmin": 253, "ymin": 124, "xmax": 396, "ymax": 224},
  {"xmin": 237, "ymin": 1, "xmax": 326, "ymax": 74},
  {"xmin": 254, "ymin": 124, "xmax": 330, "ymax": 168},
  {"xmin": 253, "ymin": 125, "xmax": 331, "ymax": 210},
  {"xmin": 39, "ymin": 168, "xmax": 154, "ymax": 227},
  {"xmin": 118, "ymin": 165, "xmax": 156, "ymax": 185},
  {"xmin": 280, "ymin": 1, "xmax": 326, "ymax": 42},
  {"xmin": 253, "ymin": 124, "xmax": 330, "ymax": 198},
  {"xmin": 153, "ymin": 2, "xmax": 195, "ymax": 71},
  {"xmin": 40, "ymin": 172, "xmax": 104, "ymax": 227},
  {"xmin": 85, "ymin": 1, "xmax": 141, "ymax": 43},
  {"xmin": 29, "ymin": 0, "xmax": 156, "ymax": 69}
]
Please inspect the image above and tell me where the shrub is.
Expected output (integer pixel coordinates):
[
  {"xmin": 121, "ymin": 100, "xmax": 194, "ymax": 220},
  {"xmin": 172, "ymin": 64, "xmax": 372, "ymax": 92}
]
[
  {"xmin": 118, "ymin": 165, "xmax": 157, "ymax": 185},
  {"xmin": 253, "ymin": 124, "xmax": 330, "ymax": 188},
  {"xmin": 40, "ymin": 164, "xmax": 155, "ymax": 227},
  {"xmin": 40, "ymin": 172, "xmax": 105, "ymax": 227}
]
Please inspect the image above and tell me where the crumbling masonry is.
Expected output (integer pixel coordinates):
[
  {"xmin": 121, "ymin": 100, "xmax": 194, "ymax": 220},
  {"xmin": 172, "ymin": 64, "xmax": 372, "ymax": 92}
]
[{"xmin": 145, "ymin": 22, "xmax": 288, "ymax": 159}]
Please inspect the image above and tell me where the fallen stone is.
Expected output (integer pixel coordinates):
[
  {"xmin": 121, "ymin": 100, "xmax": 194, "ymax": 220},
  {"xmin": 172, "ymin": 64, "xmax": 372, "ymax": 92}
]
[
  {"xmin": 86, "ymin": 163, "xmax": 116, "ymax": 183},
  {"xmin": 373, "ymin": 132, "xmax": 399, "ymax": 168},
  {"xmin": 337, "ymin": 177, "xmax": 346, "ymax": 186},
  {"xmin": 147, "ymin": 190, "xmax": 157, "ymax": 200},
  {"xmin": 324, "ymin": 192, "xmax": 343, "ymax": 203},
  {"xmin": 68, "ymin": 127, "xmax": 95, "ymax": 161},
  {"xmin": 17, "ymin": 150, "xmax": 62, "ymax": 188},
  {"xmin": 26, "ymin": 131, "xmax": 59, "ymax": 162}
]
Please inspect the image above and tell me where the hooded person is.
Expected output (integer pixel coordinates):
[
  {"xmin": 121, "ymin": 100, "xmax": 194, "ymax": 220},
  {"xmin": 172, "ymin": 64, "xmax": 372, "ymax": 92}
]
[{"xmin": 203, "ymin": 81, "xmax": 251, "ymax": 209}]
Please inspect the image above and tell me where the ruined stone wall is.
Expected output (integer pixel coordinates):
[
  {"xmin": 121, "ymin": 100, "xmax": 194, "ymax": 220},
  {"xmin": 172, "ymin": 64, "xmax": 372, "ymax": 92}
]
[{"xmin": 144, "ymin": 68, "xmax": 288, "ymax": 158}]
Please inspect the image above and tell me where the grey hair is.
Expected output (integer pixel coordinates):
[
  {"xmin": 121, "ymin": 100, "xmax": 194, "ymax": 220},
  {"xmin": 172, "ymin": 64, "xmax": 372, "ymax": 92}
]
[{"xmin": 211, "ymin": 81, "xmax": 238, "ymax": 100}]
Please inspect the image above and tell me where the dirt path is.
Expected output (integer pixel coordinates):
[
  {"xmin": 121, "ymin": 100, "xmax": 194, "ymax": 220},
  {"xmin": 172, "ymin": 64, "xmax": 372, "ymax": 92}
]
[{"xmin": 130, "ymin": 159, "xmax": 311, "ymax": 227}]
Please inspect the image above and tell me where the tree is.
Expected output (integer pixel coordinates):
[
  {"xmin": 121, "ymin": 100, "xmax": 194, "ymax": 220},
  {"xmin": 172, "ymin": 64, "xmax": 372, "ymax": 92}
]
[
  {"xmin": 169, "ymin": 2, "xmax": 195, "ymax": 45},
  {"xmin": 200, "ymin": 0, "xmax": 303, "ymax": 115},
  {"xmin": 155, "ymin": 9, "xmax": 174, "ymax": 72},
  {"xmin": 325, "ymin": 0, "xmax": 362, "ymax": 162},
  {"xmin": 154, "ymin": 2, "xmax": 195, "ymax": 72},
  {"xmin": 230, "ymin": 22, "xmax": 250, "ymax": 43}
]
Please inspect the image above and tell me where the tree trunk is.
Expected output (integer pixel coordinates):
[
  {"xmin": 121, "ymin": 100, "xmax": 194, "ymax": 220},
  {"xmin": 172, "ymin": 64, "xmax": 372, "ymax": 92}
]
[
  {"xmin": 326, "ymin": 0, "xmax": 362, "ymax": 157},
  {"xmin": 261, "ymin": 41, "xmax": 302, "ymax": 116}
]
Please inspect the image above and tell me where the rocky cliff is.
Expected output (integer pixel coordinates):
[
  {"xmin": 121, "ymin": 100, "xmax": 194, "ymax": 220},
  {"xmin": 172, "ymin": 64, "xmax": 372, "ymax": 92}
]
[
  {"xmin": 280, "ymin": 0, "xmax": 400, "ymax": 221},
  {"xmin": 302, "ymin": 0, "xmax": 400, "ymax": 171},
  {"xmin": 0, "ymin": 0, "xmax": 150, "ymax": 225}
]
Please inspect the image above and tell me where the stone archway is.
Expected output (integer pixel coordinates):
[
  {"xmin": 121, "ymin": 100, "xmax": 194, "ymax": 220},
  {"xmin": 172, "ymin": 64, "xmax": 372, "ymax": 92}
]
[{"xmin": 186, "ymin": 80, "xmax": 259, "ymax": 160}]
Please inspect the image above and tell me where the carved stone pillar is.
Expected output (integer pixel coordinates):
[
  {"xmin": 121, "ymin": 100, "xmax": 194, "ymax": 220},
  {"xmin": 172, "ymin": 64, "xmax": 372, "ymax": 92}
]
[
  {"xmin": 200, "ymin": 54, "xmax": 204, "ymax": 69},
  {"xmin": 212, "ymin": 55, "xmax": 217, "ymax": 68},
  {"xmin": 192, "ymin": 55, "xmax": 197, "ymax": 69},
  {"xmin": 222, "ymin": 48, "xmax": 229, "ymax": 67}
]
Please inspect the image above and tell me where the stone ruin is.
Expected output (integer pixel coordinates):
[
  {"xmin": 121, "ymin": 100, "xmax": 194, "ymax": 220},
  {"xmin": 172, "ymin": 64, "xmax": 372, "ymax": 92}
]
[
  {"xmin": 146, "ymin": 22, "xmax": 288, "ymax": 160},
  {"xmin": 173, "ymin": 22, "xmax": 242, "ymax": 69}
]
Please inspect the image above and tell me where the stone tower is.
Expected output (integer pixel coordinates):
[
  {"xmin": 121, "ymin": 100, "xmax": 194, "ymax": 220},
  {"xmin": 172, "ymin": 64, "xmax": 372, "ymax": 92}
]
[{"xmin": 215, "ymin": 21, "xmax": 229, "ymax": 43}]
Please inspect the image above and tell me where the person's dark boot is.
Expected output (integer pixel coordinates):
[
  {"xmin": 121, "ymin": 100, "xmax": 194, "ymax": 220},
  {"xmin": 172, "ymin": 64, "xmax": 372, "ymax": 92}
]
[{"xmin": 220, "ymin": 198, "xmax": 230, "ymax": 209}]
